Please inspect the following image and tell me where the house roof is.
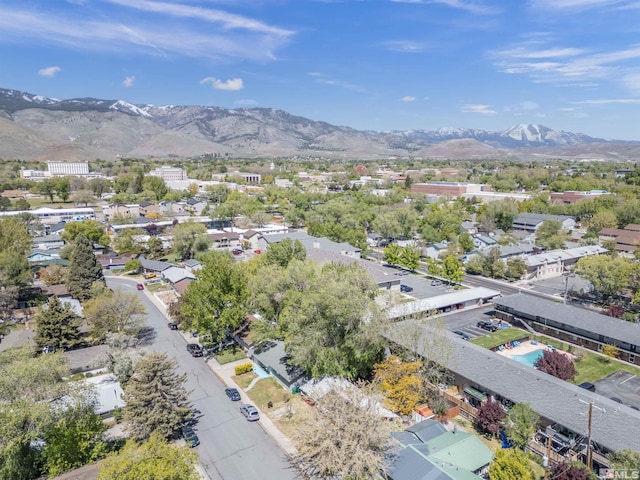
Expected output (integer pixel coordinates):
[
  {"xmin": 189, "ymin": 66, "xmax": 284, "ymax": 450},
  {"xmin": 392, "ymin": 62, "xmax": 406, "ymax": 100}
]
[
  {"xmin": 41, "ymin": 284, "xmax": 70, "ymax": 297},
  {"xmin": 33, "ymin": 234, "xmax": 64, "ymax": 243},
  {"xmin": 405, "ymin": 420, "xmax": 447, "ymax": 443},
  {"xmin": 493, "ymin": 294, "xmax": 640, "ymax": 350},
  {"xmin": 423, "ymin": 431, "xmax": 493, "ymax": 472},
  {"xmin": 209, "ymin": 232, "xmax": 240, "ymax": 241},
  {"xmin": 264, "ymin": 231, "xmax": 361, "ymax": 254},
  {"xmin": 253, "ymin": 340, "xmax": 306, "ymax": 386},
  {"xmin": 0, "ymin": 328, "xmax": 35, "ymax": 353},
  {"xmin": 139, "ymin": 257, "xmax": 173, "ymax": 272},
  {"xmin": 386, "ymin": 288, "xmax": 501, "ymax": 320},
  {"xmin": 162, "ymin": 266, "xmax": 196, "ymax": 284},
  {"xmin": 306, "ymin": 249, "xmax": 401, "ymax": 288},
  {"xmin": 513, "ymin": 213, "xmax": 574, "ymax": 228},
  {"xmin": 173, "ymin": 278, "xmax": 194, "ymax": 295},
  {"xmin": 182, "ymin": 259, "xmax": 201, "ymax": 268},
  {"xmin": 97, "ymin": 254, "xmax": 134, "ymax": 267},
  {"xmin": 384, "ymin": 319, "xmax": 640, "ymax": 453},
  {"xmin": 84, "ymin": 374, "xmax": 126, "ymax": 415},
  {"xmin": 63, "ymin": 345, "xmax": 110, "ymax": 373},
  {"xmin": 523, "ymin": 245, "xmax": 607, "ymax": 267}
]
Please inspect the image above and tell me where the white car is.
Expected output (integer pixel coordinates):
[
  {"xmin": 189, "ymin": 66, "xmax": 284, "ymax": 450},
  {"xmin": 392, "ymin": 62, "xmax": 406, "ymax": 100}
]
[{"xmin": 240, "ymin": 404, "xmax": 260, "ymax": 422}]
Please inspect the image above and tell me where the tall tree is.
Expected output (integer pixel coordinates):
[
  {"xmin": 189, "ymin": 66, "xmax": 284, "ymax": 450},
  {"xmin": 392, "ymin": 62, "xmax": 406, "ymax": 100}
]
[
  {"xmin": 181, "ymin": 251, "xmax": 249, "ymax": 342},
  {"xmin": 142, "ymin": 176, "xmax": 169, "ymax": 201},
  {"xmin": 441, "ymin": 255, "xmax": 464, "ymax": 284},
  {"xmin": 489, "ymin": 449, "xmax": 534, "ymax": 480},
  {"xmin": 574, "ymin": 255, "xmax": 635, "ymax": 298},
  {"xmin": 56, "ymin": 178, "xmax": 70, "ymax": 202},
  {"xmin": 123, "ymin": 353, "xmax": 192, "ymax": 441},
  {"xmin": 294, "ymin": 389, "xmax": 395, "ymax": 480},
  {"xmin": 97, "ymin": 434, "xmax": 199, "ymax": 480},
  {"xmin": 83, "ymin": 288, "xmax": 147, "ymax": 343},
  {"xmin": 535, "ymin": 350, "xmax": 576, "ymax": 381},
  {"xmin": 459, "ymin": 232, "xmax": 474, "ymax": 253},
  {"xmin": 504, "ymin": 403, "xmax": 539, "ymax": 449},
  {"xmin": 400, "ymin": 246, "xmax": 421, "ymax": 271},
  {"xmin": 34, "ymin": 296, "xmax": 83, "ymax": 352},
  {"xmin": 549, "ymin": 462, "xmax": 597, "ymax": 480},
  {"xmin": 171, "ymin": 221, "xmax": 211, "ymax": 260},
  {"xmin": 535, "ymin": 220, "xmax": 566, "ymax": 250},
  {"xmin": 373, "ymin": 355, "xmax": 423, "ymax": 415},
  {"xmin": 0, "ymin": 217, "xmax": 32, "ymax": 320},
  {"xmin": 61, "ymin": 220, "xmax": 109, "ymax": 246},
  {"xmin": 66, "ymin": 233, "xmax": 104, "ymax": 301},
  {"xmin": 264, "ymin": 238, "xmax": 306, "ymax": 268},
  {"xmin": 608, "ymin": 449, "xmax": 640, "ymax": 473},
  {"xmin": 382, "ymin": 243, "xmax": 403, "ymax": 266}
]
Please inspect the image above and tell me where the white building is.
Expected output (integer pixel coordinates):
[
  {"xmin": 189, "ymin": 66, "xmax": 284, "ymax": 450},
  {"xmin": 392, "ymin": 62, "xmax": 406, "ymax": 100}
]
[
  {"xmin": 22, "ymin": 161, "xmax": 94, "ymax": 180},
  {"xmin": 149, "ymin": 166, "xmax": 188, "ymax": 182},
  {"xmin": 0, "ymin": 206, "xmax": 96, "ymax": 224}
]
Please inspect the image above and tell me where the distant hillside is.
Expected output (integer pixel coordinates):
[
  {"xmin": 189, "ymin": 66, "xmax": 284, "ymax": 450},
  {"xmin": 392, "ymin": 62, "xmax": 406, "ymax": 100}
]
[{"xmin": 0, "ymin": 87, "xmax": 638, "ymax": 161}]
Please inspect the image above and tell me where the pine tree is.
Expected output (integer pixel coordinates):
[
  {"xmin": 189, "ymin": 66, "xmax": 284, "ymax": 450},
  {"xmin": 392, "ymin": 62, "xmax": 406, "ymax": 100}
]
[
  {"xmin": 34, "ymin": 296, "xmax": 83, "ymax": 352},
  {"xmin": 66, "ymin": 234, "xmax": 104, "ymax": 301},
  {"xmin": 123, "ymin": 353, "xmax": 192, "ymax": 441}
]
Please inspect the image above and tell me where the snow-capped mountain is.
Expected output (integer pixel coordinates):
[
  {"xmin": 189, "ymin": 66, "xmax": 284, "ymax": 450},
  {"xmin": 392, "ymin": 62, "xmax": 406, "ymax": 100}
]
[{"xmin": 0, "ymin": 87, "xmax": 636, "ymax": 161}]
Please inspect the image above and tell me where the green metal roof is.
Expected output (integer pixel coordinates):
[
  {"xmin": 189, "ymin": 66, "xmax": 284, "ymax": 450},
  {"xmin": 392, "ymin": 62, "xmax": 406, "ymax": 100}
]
[
  {"xmin": 463, "ymin": 387, "xmax": 487, "ymax": 401},
  {"xmin": 424, "ymin": 432, "xmax": 494, "ymax": 472}
]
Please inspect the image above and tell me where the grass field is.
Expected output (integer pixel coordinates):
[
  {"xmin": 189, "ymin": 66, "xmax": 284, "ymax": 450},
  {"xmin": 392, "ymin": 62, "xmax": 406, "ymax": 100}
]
[
  {"xmin": 233, "ymin": 372, "xmax": 257, "ymax": 389},
  {"xmin": 470, "ymin": 328, "xmax": 530, "ymax": 349},
  {"xmin": 245, "ymin": 378, "xmax": 287, "ymax": 410},
  {"xmin": 215, "ymin": 347, "xmax": 247, "ymax": 365}
]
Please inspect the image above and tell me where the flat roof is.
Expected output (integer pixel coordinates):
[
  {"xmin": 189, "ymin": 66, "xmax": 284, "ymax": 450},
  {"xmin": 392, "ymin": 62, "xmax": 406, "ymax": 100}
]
[
  {"xmin": 384, "ymin": 320, "xmax": 640, "ymax": 453},
  {"xmin": 494, "ymin": 294, "xmax": 640, "ymax": 349},
  {"xmin": 386, "ymin": 288, "xmax": 501, "ymax": 319}
]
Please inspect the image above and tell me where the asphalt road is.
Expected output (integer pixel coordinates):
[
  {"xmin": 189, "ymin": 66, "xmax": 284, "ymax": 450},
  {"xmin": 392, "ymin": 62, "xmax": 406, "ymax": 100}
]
[{"xmin": 106, "ymin": 277, "xmax": 299, "ymax": 480}]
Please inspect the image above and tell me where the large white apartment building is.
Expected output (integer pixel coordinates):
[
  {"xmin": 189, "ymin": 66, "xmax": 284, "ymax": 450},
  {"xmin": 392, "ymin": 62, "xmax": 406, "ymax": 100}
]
[
  {"xmin": 0, "ymin": 207, "xmax": 96, "ymax": 224},
  {"xmin": 21, "ymin": 162, "xmax": 96, "ymax": 180},
  {"xmin": 149, "ymin": 166, "xmax": 188, "ymax": 182}
]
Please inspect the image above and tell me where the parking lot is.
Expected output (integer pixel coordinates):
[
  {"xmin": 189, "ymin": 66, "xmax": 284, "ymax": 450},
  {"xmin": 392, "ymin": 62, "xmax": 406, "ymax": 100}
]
[
  {"xmin": 527, "ymin": 274, "xmax": 592, "ymax": 298},
  {"xmin": 438, "ymin": 305, "xmax": 497, "ymax": 340},
  {"xmin": 378, "ymin": 266, "xmax": 451, "ymax": 299},
  {"xmin": 593, "ymin": 371, "xmax": 640, "ymax": 410}
]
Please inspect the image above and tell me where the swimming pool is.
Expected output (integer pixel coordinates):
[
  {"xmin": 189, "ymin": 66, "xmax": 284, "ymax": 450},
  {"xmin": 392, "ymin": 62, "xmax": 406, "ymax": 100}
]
[{"xmin": 509, "ymin": 349, "xmax": 545, "ymax": 368}]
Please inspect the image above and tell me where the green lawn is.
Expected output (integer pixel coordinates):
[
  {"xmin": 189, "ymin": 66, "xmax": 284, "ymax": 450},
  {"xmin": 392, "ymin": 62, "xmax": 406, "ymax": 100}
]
[
  {"xmin": 215, "ymin": 347, "xmax": 247, "ymax": 365},
  {"xmin": 470, "ymin": 328, "xmax": 530, "ymax": 349},
  {"xmin": 233, "ymin": 372, "xmax": 257, "ymax": 389},
  {"xmin": 245, "ymin": 378, "xmax": 286, "ymax": 410}
]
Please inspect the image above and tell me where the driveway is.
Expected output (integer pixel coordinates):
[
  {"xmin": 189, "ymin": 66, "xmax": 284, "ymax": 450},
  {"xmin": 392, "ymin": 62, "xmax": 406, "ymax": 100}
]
[{"xmin": 107, "ymin": 277, "xmax": 299, "ymax": 480}]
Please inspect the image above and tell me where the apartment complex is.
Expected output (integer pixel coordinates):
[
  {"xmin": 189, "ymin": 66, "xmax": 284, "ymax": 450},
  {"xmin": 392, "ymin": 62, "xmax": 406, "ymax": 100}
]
[
  {"xmin": 410, "ymin": 182, "xmax": 491, "ymax": 197},
  {"xmin": 148, "ymin": 166, "xmax": 188, "ymax": 182}
]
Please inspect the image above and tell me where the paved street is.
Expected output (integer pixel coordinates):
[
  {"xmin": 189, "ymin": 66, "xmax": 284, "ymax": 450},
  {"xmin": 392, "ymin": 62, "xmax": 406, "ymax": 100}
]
[{"xmin": 106, "ymin": 277, "xmax": 299, "ymax": 480}]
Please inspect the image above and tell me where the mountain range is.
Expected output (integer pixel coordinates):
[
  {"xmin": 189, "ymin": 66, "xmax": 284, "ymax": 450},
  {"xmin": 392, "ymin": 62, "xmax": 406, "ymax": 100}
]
[{"xmin": 0, "ymin": 87, "xmax": 638, "ymax": 162}]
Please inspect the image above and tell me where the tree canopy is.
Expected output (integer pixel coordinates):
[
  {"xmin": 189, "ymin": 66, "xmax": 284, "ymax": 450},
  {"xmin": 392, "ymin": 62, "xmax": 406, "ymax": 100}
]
[
  {"xmin": 83, "ymin": 288, "xmax": 147, "ymax": 343},
  {"xmin": 66, "ymin": 234, "xmax": 105, "ymax": 301},
  {"xmin": 34, "ymin": 295, "xmax": 83, "ymax": 352},
  {"xmin": 535, "ymin": 350, "xmax": 576, "ymax": 381},
  {"xmin": 489, "ymin": 449, "xmax": 534, "ymax": 480}
]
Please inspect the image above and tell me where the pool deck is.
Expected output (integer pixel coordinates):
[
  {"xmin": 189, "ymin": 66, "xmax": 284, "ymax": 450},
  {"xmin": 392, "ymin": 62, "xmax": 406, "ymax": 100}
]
[{"xmin": 496, "ymin": 340, "xmax": 548, "ymax": 358}]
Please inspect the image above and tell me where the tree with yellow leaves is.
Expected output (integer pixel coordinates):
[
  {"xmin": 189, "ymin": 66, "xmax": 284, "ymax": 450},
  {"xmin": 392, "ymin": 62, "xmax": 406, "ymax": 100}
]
[{"xmin": 373, "ymin": 355, "xmax": 424, "ymax": 415}]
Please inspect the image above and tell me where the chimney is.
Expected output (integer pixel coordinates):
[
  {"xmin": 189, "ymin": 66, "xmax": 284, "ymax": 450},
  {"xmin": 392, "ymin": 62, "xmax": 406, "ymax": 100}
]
[{"xmin": 313, "ymin": 241, "xmax": 320, "ymax": 249}]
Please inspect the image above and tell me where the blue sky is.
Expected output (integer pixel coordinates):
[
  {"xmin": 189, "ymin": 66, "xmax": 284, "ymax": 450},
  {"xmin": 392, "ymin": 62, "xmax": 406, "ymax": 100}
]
[{"xmin": 1, "ymin": 0, "xmax": 640, "ymax": 140}]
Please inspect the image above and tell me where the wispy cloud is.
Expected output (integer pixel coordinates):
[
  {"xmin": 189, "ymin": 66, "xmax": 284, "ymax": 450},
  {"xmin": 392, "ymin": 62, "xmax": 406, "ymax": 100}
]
[
  {"xmin": 308, "ymin": 72, "xmax": 368, "ymax": 94},
  {"xmin": 200, "ymin": 77, "xmax": 244, "ymax": 91},
  {"xmin": 38, "ymin": 66, "xmax": 61, "ymax": 77},
  {"xmin": 401, "ymin": 96, "xmax": 417, "ymax": 101},
  {"xmin": 572, "ymin": 98, "xmax": 640, "ymax": 105},
  {"xmin": 0, "ymin": 4, "xmax": 292, "ymax": 62},
  {"xmin": 461, "ymin": 103, "xmax": 497, "ymax": 114},
  {"xmin": 122, "ymin": 75, "xmax": 135, "ymax": 87},
  {"xmin": 391, "ymin": 0, "xmax": 500, "ymax": 15},
  {"xmin": 529, "ymin": 0, "xmax": 630, "ymax": 11},
  {"xmin": 504, "ymin": 101, "xmax": 539, "ymax": 112},
  {"xmin": 381, "ymin": 40, "xmax": 428, "ymax": 53}
]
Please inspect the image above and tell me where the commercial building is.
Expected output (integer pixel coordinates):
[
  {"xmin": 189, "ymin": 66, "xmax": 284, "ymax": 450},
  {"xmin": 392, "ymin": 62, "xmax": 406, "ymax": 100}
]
[
  {"xmin": 0, "ymin": 206, "xmax": 95, "ymax": 224},
  {"xmin": 21, "ymin": 162, "xmax": 95, "ymax": 180},
  {"xmin": 410, "ymin": 182, "xmax": 491, "ymax": 197},
  {"xmin": 599, "ymin": 224, "xmax": 640, "ymax": 254},
  {"xmin": 550, "ymin": 190, "xmax": 612, "ymax": 205},
  {"xmin": 511, "ymin": 213, "xmax": 576, "ymax": 233},
  {"xmin": 148, "ymin": 166, "xmax": 188, "ymax": 182}
]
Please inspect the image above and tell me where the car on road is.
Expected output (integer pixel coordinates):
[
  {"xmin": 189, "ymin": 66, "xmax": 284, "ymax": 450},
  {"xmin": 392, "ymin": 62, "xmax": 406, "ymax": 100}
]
[
  {"xmin": 431, "ymin": 280, "xmax": 443, "ymax": 286},
  {"xmin": 240, "ymin": 404, "xmax": 260, "ymax": 421},
  {"xmin": 181, "ymin": 425, "xmax": 200, "ymax": 447},
  {"xmin": 136, "ymin": 283, "xmax": 144, "ymax": 290},
  {"xmin": 232, "ymin": 248, "xmax": 243, "ymax": 255},
  {"xmin": 168, "ymin": 322, "xmax": 179, "ymax": 330},
  {"xmin": 394, "ymin": 270, "xmax": 409, "ymax": 276},
  {"xmin": 186, "ymin": 343, "xmax": 204, "ymax": 357},
  {"xmin": 225, "ymin": 388, "xmax": 241, "ymax": 401},
  {"xmin": 453, "ymin": 330, "xmax": 470, "ymax": 341},
  {"xmin": 610, "ymin": 397, "xmax": 623, "ymax": 404},
  {"xmin": 400, "ymin": 284, "xmax": 413, "ymax": 293},
  {"xmin": 477, "ymin": 321, "xmax": 498, "ymax": 332},
  {"xmin": 253, "ymin": 249, "xmax": 262, "ymax": 254}
]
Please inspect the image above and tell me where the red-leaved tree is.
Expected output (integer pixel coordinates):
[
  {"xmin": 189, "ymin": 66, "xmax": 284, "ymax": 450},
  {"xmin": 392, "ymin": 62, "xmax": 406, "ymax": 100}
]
[
  {"xmin": 475, "ymin": 400, "xmax": 506, "ymax": 436},
  {"xmin": 550, "ymin": 462, "xmax": 596, "ymax": 480},
  {"xmin": 535, "ymin": 350, "xmax": 576, "ymax": 381}
]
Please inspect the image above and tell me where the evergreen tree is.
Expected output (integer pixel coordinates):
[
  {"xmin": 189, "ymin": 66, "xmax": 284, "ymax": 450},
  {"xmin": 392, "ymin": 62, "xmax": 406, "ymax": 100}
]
[
  {"xmin": 66, "ymin": 234, "xmax": 104, "ymax": 301},
  {"xmin": 123, "ymin": 353, "xmax": 192, "ymax": 441},
  {"xmin": 34, "ymin": 296, "xmax": 83, "ymax": 352}
]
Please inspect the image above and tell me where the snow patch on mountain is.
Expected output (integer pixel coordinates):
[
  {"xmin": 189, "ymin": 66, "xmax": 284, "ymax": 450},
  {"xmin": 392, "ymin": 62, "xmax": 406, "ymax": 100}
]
[{"xmin": 109, "ymin": 100, "xmax": 153, "ymax": 118}]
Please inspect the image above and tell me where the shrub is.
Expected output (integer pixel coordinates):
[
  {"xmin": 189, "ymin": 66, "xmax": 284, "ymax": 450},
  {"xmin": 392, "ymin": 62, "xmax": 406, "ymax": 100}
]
[{"xmin": 234, "ymin": 362, "xmax": 254, "ymax": 375}]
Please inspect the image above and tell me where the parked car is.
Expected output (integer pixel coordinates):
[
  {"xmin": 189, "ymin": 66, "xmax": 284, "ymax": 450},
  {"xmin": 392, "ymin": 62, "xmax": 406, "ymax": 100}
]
[
  {"xmin": 253, "ymin": 249, "xmax": 262, "ymax": 254},
  {"xmin": 232, "ymin": 248, "xmax": 243, "ymax": 255},
  {"xmin": 181, "ymin": 425, "xmax": 200, "ymax": 447},
  {"xmin": 186, "ymin": 343, "xmax": 204, "ymax": 357},
  {"xmin": 168, "ymin": 322, "xmax": 179, "ymax": 330},
  {"xmin": 240, "ymin": 404, "xmax": 260, "ymax": 421},
  {"xmin": 395, "ymin": 270, "xmax": 409, "ymax": 276},
  {"xmin": 431, "ymin": 280, "xmax": 443, "ymax": 286},
  {"xmin": 477, "ymin": 321, "xmax": 498, "ymax": 332},
  {"xmin": 136, "ymin": 283, "xmax": 144, "ymax": 290},
  {"xmin": 610, "ymin": 397, "xmax": 623, "ymax": 404},
  {"xmin": 400, "ymin": 284, "xmax": 413, "ymax": 293},
  {"xmin": 578, "ymin": 382, "xmax": 596, "ymax": 392},
  {"xmin": 225, "ymin": 388, "xmax": 241, "ymax": 401},
  {"xmin": 453, "ymin": 330, "xmax": 470, "ymax": 341}
]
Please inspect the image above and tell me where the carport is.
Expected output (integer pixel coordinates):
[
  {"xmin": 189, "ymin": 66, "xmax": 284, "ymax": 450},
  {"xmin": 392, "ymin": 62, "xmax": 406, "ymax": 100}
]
[{"xmin": 387, "ymin": 287, "xmax": 501, "ymax": 320}]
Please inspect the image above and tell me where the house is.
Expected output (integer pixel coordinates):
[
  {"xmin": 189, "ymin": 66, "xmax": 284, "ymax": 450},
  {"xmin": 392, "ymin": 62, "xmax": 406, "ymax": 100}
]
[
  {"xmin": 390, "ymin": 419, "xmax": 493, "ymax": 480},
  {"xmin": 599, "ymin": 224, "xmax": 640, "ymax": 253},
  {"xmin": 63, "ymin": 345, "xmax": 110, "ymax": 374},
  {"xmin": 162, "ymin": 266, "xmax": 196, "ymax": 285},
  {"xmin": 258, "ymin": 231, "xmax": 361, "ymax": 259},
  {"xmin": 84, "ymin": 374, "xmax": 126, "ymax": 416},
  {"xmin": 139, "ymin": 201, "xmax": 159, "ymax": 216},
  {"xmin": 41, "ymin": 285, "xmax": 83, "ymax": 316},
  {"xmin": 182, "ymin": 259, "xmax": 202, "ymax": 274},
  {"xmin": 28, "ymin": 251, "xmax": 59, "ymax": 263},
  {"xmin": 209, "ymin": 231, "xmax": 241, "ymax": 249},
  {"xmin": 512, "ymin": 213, "xmax": 576, "ymax": 233},
  {"xmin": 522, "ymin": 245, "xmax": 607, "ymax": 280},
  {"xmin": 139, "ymin": 257, "xmax": 173, "ymax": 274},
  {"xmin": 240, "ymin": 229, "xmax": 261, "ymax": 248},
  {"xmin": 173, "ymin": 278, "xmax": 194, "ymax": 296},
  {"xmin": 422, "ymin": 242, "xmax": 449, "ymax": 260},
  {"xmin": 252, "ymin": 340, "xmax": 306, "ymax": 388},
  {"xmin": 108, "ymin": 203, "xmax": 137, "ymax": 218},
  {"xmin": 186, "ymin": 198, "xmax": 207, "ymax": 215},
  {"xmin": 32, "ymin": 234, "xmax": 65, "ymax": 251},
  {"xmin": 471, "ymin": 233, "xmax": 497, "ymax": 251},
  {"xmin": 460, "ymin": 221, "xmax": 477, "ymax": 234},
  {"xmin": 97, "ymin": 254, "xmax": 135, "ymax": 271},
  {"xmin": 550, "ymin": 190, "xmax": 612, "ymax": 204}
]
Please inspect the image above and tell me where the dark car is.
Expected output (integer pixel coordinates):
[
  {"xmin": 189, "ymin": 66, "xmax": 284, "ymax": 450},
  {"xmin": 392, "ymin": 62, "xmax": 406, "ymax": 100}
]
[
  {"xmin": 578, "ymin": 382, "xmax": 596, "ymax": 392},
  {"xmin": 232, "ymin": 248, "xmax": 243, "ymax": 255},
  {"xmin": 240, "ymin": 404, "xmax": 260, "ymax": 421},
  {"xmin": 477, "ymin": 321, "xmax": 498, "ymax": 332},
  {"xmin": 225, "ymin": 388, "xmax": 241, "ymax": 401},
  {"xmin": 181, "ymin": 425, "xmax": 200, "ymax": 448},
  {"xmin": 168, "ymin": 322, "xmax": 179, "ymax": 330},
  {"xmin": 136, "ymin": 283, "xmax": 144, "ymax": 290},
  {"xmin": 453, "ymin": 330, "xmax": 470, "ymax": 341},
  {"xmin": 610, "ymin": 397, "xmax": 623, "ymax": 404},
  {"xmin": 400, "ymin": 284, "xmax": 413, "ymax": 293},
  {"xmin": 186, "ymin": 343, "xmax": 204, "ymax": 357}
]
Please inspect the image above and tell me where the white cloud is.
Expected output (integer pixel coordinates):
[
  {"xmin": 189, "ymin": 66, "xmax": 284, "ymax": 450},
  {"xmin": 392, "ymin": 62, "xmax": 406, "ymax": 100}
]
[
  {"xmin": 308, "ymin": 72, "xmax": 368, "ymax": 94},
  {"xmin": 461, "ymin": 103, "xmax": 497, "ymax": 114},
  {"xmin": 0, "ymin": 5, "xmax": 292, "ymax": 62},
  {"xmin": 391, "ymin": 0, "xmax": 500, "ymax": 15},
  {"xmin": 572, "ymin": 98, "xmax": 640, "ymax": 105},
  {"xmin": 200, "ymin": 77, "xmax": 244, "ymax": 91},
  {"xmin": 382, "ymin": 40, "xmax": 428, "ymax": 53},
  {"xmin": 504, "ymin": 101, "xmax": 539, "ymax": 112},
  {"xmin": 401, "ymin": 96, "xmax": 417, "ymax": 102},
  {"xmin": 122, "ymin": 75, "xmax": 135, "ymax": 87},
  {"xmin": 529, "ymin": 0, "xmax": 628, "ymax": 10},
  {"xmin": 622, "ymin": 73, "xmax": 640, "ymax": 93},
  {"xmin": 38, "ymin": 66, "xmax": 61, "ymax": 77}
]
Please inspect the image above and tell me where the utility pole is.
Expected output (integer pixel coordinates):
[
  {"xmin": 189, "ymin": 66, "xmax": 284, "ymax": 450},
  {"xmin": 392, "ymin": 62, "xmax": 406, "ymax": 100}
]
[
  {"xmin": 543, "ymin": 433, "xmax": 552, "ymax": 479},
  {"xmin": 579, "ymin": 399, "xmax": 604, "ymax": 472}
]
